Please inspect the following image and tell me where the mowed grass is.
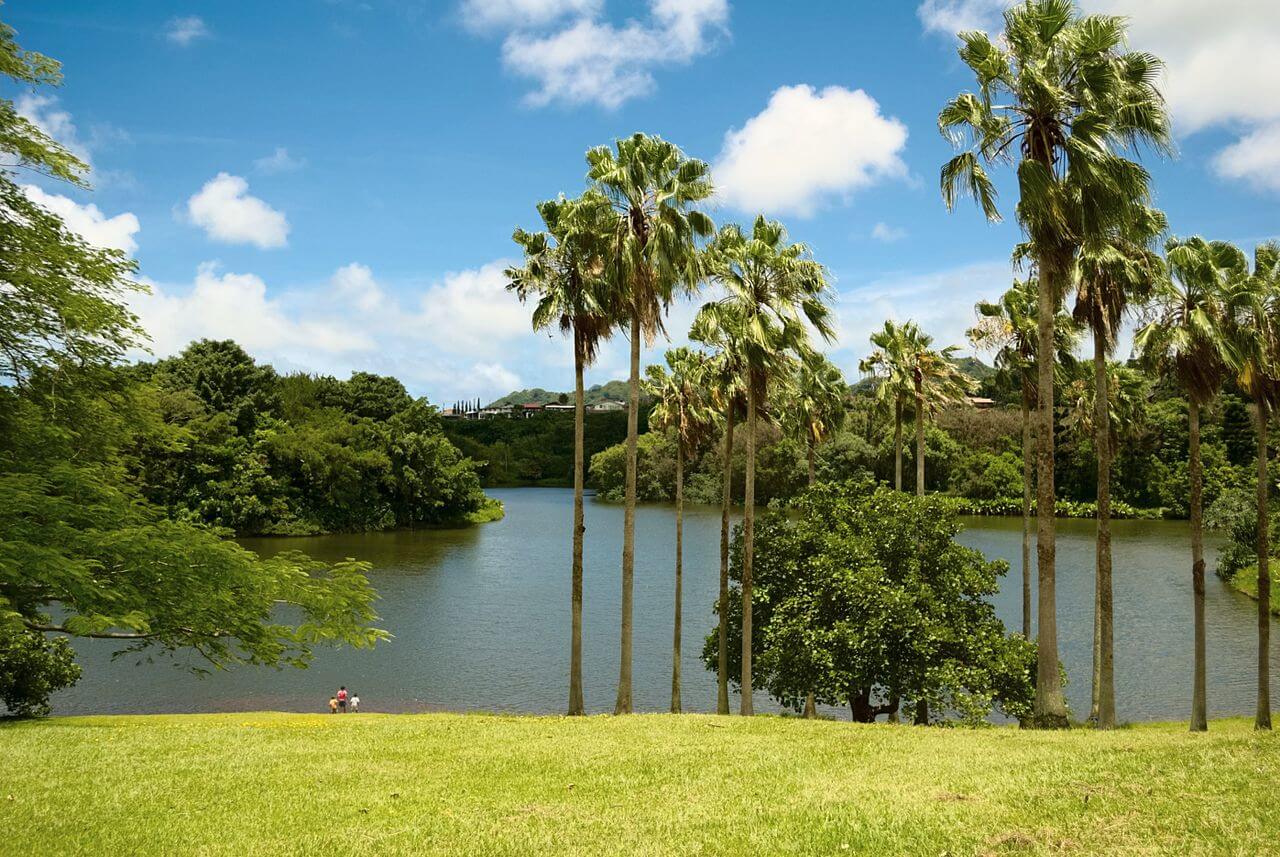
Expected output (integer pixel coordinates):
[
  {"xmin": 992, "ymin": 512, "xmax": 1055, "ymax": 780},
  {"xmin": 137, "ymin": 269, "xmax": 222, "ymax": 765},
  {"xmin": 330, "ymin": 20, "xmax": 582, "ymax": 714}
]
[{"xmin": 2, "ymin": 712, "xmax": 1277, "ymax": 856}]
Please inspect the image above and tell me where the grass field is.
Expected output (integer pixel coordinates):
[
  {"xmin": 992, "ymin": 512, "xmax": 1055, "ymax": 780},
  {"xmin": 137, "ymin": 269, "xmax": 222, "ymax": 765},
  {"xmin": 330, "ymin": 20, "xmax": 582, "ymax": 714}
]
[{"xmin": 2, "ymin": 712, "xmax": 1277, "ymax": 855}]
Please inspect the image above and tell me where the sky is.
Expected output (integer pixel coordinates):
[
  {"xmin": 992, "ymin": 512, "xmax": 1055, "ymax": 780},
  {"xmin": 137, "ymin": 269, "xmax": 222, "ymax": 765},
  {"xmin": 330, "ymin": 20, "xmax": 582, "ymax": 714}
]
[{"xmin": 7, "ymin": 0, "xmax": 1280, "ymax": 404}]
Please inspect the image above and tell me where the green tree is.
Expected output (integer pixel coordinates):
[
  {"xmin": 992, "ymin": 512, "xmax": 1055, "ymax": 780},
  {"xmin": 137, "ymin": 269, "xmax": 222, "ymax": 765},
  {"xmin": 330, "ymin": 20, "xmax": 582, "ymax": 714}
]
[
  {"xmin": 1073, "ymin": 205, "xmax": 1166, "ymax": 729},
  {"xmin": 1136, "ymin": 236, "xmax": 1240, "ymax": 731},
  {"xmin": 696, "ymin": 216, "xmax": 833, "ymax": 715},
  {"xmin": 0, "ymin": 629, "xmax": 81, "ymax": 717},
  {"xmin": 587, "ymin": 134, "xmax": 713, "ymax": 714},
  {"xmin": 788, "ymin": 353, "xmax": 849, "ymax": 488},
  {"xmin": 860, "ymin": 321, "xmax": 913, "ymax": 492},
  {"xmin": 646, "ymin": 347, "xmax": 715, "ymax": 713},
  {"xmin": 939, "ymin": 0, "xmax": 1171, "ymax": 727},
  {"xmin": 705, "ymin": 481, "xmax": 1036, "ymax": 724},
  {"xmin": 507, "ymin": 190, "xmax": 615, "ymax": 716}
]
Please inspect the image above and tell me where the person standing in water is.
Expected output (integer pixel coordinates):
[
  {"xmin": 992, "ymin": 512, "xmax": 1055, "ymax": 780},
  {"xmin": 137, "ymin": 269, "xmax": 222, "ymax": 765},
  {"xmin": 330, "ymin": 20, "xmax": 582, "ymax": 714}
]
[
  {"xmin": 350, "ymin": 692, "xmax": 360, "ymax": 713},
  {"xmin": 336, "ymin": 686, "xmax": 348, "ymax": 712},
  {"xmin": 328, "ymin": 696, "xmax": 338, "ymax": 714}
]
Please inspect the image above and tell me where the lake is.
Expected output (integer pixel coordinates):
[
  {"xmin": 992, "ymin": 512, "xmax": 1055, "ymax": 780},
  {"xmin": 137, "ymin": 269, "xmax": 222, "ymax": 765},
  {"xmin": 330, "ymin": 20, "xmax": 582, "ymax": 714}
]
[{"xmin": 51, "ymin": 487, "xmax": 1280, "ymax": 721}]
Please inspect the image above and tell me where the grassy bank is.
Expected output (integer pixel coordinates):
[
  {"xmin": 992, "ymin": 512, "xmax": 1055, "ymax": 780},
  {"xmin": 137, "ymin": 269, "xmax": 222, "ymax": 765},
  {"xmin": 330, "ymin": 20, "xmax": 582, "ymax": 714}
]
[
  {"xmin": 1226, "ymin": 564, "xmax": 1280, "ymax": 615},
  {"xmin": 2, "ymin": 713, "xmax": 1276, "ymax": 855}
]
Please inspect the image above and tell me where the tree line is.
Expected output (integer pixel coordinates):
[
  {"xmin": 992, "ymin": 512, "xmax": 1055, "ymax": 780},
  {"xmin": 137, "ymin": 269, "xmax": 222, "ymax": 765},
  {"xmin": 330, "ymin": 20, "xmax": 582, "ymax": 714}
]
[{"xmin": 507, "ymin": 0, "xmax": 1277, "ymax": 730}]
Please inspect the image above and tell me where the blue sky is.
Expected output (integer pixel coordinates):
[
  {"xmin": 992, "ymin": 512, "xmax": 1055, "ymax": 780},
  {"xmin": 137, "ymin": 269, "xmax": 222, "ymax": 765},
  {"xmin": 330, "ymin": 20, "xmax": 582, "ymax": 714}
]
[{"xmin": 8, "ymin": 0, "xmax": 1279, "ymax": 402}]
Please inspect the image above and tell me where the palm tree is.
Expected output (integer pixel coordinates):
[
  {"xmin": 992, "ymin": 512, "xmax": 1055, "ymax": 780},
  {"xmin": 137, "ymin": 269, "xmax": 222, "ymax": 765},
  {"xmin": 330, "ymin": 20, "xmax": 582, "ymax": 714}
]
[
  {"xmin": 861, "ymin": 321, "xmax": 913, "ymax": 492},
  {"xmin": 969, "ymin": 280, "xmax": 1076, "ymax": 638},
  {"xmin": 587, "ymin": 133, "xmax": 714, "ymax": 714},
  {"xmin": 506, "ymin": 191, "xmax": 614, "ymax": 716},
  {"xmin": 1073, "ymin": 206, "xmax": 1166, "ymax": 729},
  {"xmin": 696, "ymin": 216, "xmax": 833, "ymax": 716},
  {"xmin": 785, "ymin": 351, "xmax": 847, "ymax": 718},
  {"xmin": 645, "ymin": 347, "xmax": 715, "ymax": 714},
  {"xmin": 699, "ymin": 336, "xmax": 746, "ymax": 715},
  {"xmin": 939, "ymin": 0, "xmax": 1171, "ymax": 728},
  {"xmin": 1226, "ymin": 241, "xmax": 1280, "ymax": 730}
]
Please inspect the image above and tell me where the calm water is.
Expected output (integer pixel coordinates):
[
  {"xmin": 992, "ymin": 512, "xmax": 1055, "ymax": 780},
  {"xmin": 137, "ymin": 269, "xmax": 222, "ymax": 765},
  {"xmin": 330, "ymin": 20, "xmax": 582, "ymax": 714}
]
[{"xmin": 52, "ymin": 488, "xmax": 1280, "ymax": 721}]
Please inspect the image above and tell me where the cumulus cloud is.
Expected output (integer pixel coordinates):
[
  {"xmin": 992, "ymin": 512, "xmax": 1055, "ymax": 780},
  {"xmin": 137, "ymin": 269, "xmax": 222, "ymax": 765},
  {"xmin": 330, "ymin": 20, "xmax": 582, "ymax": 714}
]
[
  {"xmin": 21, "ymin": 185, "xmax": 140, "ymax": 253},
  {"xmin": 416, "ymin": 261, "xmax": 530, "ymax": 353},
  {"xmin": 460, "ymin": 0, "xmax": 601, "ymax": 32},
  {"xmin": 15, "ymin": 94, "xmax": 92, "ymax": 168},
  {"xmin": 871, "ymin": 222, "xmax": 907, "ymax": 243},
  {"xmin": 714, "ymin": 85, "xmax": 908, "ymax": 217},
  {"xmin": 474, "ymin": 0, "xmax": 728, "ymax": 108},
  {"xmin": 331, "ymin": 262, "xmax": 385, "ymax": 312},
  {"xmin": 166, "ymin": 16, "xmax": 209, "ymax": 46},
  {"xmin": 253, "ymin": 147, "xmax": 305, "ymax": 174},
  {"xmin": 186, "ymin": 173, "xmax": 290, "ymax": 249},
  {"xmin": 918, "ymin": 0, "xmax": 1280, "ymax": 192}
]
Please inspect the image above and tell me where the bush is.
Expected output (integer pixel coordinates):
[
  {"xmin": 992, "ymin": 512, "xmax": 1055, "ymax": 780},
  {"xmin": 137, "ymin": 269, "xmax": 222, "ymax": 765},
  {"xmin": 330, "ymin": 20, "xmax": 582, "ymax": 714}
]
[{"xmin": 0, "ymin": 629, "xmax": 81, "ymax": 718}]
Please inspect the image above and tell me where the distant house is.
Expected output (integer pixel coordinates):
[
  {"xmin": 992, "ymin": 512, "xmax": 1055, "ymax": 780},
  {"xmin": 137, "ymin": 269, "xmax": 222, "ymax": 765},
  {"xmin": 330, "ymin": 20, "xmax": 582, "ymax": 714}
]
[
  {"xmin": 966, "ymin": 396, "xmax": 996, "ymax": 410},
  {"xmin": 589, "ymin": 400, "xmax": 626, "ymax": 412},
  {"xmin": 517, "ymin": 403, "xmax": 543, "ymax": 419},
  {"xmin": 544, "ymin": 403, "xmax": 575, "ymax": 413},
  {"xmin": 439, "ymin": 407, "xmax": 462, "ymax": 419}
]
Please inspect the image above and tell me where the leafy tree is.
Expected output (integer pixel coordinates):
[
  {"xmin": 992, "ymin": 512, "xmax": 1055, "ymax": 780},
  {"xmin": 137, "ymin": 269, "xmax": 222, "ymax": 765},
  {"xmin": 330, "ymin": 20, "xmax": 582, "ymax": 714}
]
[
  {"xmin": 786, "ymin": 353, "xmax": 848, "ymax": 488},
  {"xmin": 696, "ymin": 216, "xmax": 833, "ymax": 715},
  {"xmin": 939, "ymin": 0, "xmax": 1170, "ymax": 728},
  {"xmin": 588, "ymin": 133, "xmax": 713, "ymax": 714},
  {"xmin": 645, "ymin": 347, "xmax": 716, "ymax": 712},
  {"xmin": 860, "ymin": 321, "xmax": 914, "ymax": 491},
  {"xmin": 0, "ymin": 629, "xmax": 81, "ymax": 717},
  {"xmin": 507, "ymin": 190, "xmax": 615, "ymax": 715},
  {"xmin": 705, "ymin": 482, "xmax": 1036, "ymax": 724},
  {"xmin": 1137, "ymin": 236, "xmax": 1239, "ymax": 730}
]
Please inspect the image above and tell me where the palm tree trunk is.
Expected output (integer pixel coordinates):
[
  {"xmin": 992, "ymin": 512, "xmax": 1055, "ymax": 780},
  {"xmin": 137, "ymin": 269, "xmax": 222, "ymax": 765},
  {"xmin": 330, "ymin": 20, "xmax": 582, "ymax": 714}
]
[
  {"xmin": 671, "ymin": 440, "xmax": 684, "ymax": 714},
  {"xmin": 1033, "ymin": 262, "xmax": 1068, "ymax": 729},
  {"xmin": 894, "ymin": 398, "xmax": 904, "ymax": 492},
  {"xmin": 1021, "ymin": 380, "xmax": 1033, "ymax": 639},
  {"xmin": 1256, "ymin": 403, "xmax": 1271, "ymax": 730},
  {"xmin": 717, "ymin": 406, "xmax": 734, "ymax": 715},
  {"xmin": 1092, "ymin": 334, "xmax": 1116, "ymax": 729},
  {"xmin": 804, "ymin": 439, "xmax": 817, "ymax": 720},
  {"xmin": 915, "ymin": 380, "xmax": 925, "ymax": 497},
  {"xmin": 614, "ymin": 314, "xmax": 640, "ymax": 715},
  {"xmin": 1189, "ymin": 398, "xmax": 1207, "ymax": 732},
  {"xmin": 569, "ymin": 330, "xmax": 586, "ymax": 716},
  {"xmin": 807, "ymin": 437, "xmax": 816, "ymax": 487},
  {"xmin": 740, "ymin": 379, "xmax": 758, "ymax": 716}
]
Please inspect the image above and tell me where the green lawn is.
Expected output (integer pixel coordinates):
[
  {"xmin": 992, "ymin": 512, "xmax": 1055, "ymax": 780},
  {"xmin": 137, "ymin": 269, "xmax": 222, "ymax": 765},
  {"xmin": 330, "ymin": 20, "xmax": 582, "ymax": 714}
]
[{"xmin": 2, "ymin": 712, "xmax": 1277, "ymax": 855}]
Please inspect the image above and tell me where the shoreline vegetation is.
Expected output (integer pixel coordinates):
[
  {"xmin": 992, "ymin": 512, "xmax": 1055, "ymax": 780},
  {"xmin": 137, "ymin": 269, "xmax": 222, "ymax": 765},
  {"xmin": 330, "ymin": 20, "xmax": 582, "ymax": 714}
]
[{"xmin": 2, "ymin": 712, "xmax": 1276, "ymax": 855}]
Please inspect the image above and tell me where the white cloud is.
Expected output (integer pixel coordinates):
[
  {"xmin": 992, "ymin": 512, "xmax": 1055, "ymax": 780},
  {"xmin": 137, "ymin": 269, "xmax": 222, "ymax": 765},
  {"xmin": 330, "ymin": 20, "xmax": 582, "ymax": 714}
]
[
  {"xmin": 254, "ymin": 147, "xmax": 305, "ymax": 174},
  {"xmin": 417, "ymin": 261, "xmax": 529, "ymax": 353},
  {"xmin": 166, "ymin": 16, "xmax": 209, "ymax": 46},
  {"xmin": 485, "ymin": 0, "xmax": 728, "ymax": 108},
  {"xmin": 871, "ymin": 222, "xmax": 906, "ymax": 243},
  {"xmin": 186, "ymin": 173, "xmax": 290, "ymax": 249},
  {"xmin": 21, "ymin": 185, "xmax": 140, "ymax": 253},
  {"xmin": 460, "ymin": 0, "xmax": 601, "ymax": 32},
  {"xmin": 16, "ymin": 94, "xmax": 92, "ymax": 168},
  {"xmin": 919, "ymin": 0, "xmax": 1280, "ymax": 192},
  {"xmin": 331, "ymin": 262, "xmax": 385, "ymax": 312},
  {"xmin": 714, "ymin": 85, "xmax": 908, "ymax": 217},
  {"xmin": 471, "ymin": 361, "xmax": 522, "ymax": 391},
  {"xmin": 1213, "ymin": 122, "xmax": 1280, "ymax": 192}
]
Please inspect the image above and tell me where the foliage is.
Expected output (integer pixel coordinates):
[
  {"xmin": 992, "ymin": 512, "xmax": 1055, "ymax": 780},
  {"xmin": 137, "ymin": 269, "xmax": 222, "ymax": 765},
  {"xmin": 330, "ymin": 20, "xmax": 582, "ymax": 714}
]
[
  {"xmin": 589, "ymin": 431, "xmax": 677, "ymax": 503},
  {"xmin": 444, "ymin": 410, "xmax": 637, "ymax": 486},
  {"xmin": 942, "ymin": 496, "xmax": 1162, "ymax": 520},
  {"xmin": 704, "ymin": 481, "xmax": 1036, "ymax": 723},
  {"xmin": 0, "ymin": 629, "xmax": 81, "ymax": 717}
]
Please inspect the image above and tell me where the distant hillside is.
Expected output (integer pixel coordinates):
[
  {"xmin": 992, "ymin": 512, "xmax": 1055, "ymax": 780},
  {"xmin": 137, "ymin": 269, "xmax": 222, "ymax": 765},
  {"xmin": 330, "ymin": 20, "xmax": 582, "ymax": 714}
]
[{"xmin": 489, "ymin": 380, "xmax": 631, "ymax": 408}]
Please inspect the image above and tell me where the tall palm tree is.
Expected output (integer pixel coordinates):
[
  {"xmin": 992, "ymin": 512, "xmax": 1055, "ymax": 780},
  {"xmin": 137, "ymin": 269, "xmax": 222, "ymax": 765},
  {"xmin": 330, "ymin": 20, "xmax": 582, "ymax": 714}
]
[
  {"xmin": 1073, "ymin": 206, "xmax": 1166, "ymax": 729},
  {"xmin": 696, "ymin": 216, "xmax": 834, "ymax": 716},
  {"xmin": 645, "ymin": 347, "xmax": 715, "ymax": 714},
  {"xmin": 506, "ymin": 191, "xmax": 614, "ymax": 716},
  {"xmin": 785, "ymin": 351, "xmax": 847, "ymax": 718},
  {"xmin": 587, "ymin": 133, "xmax": 714, "ymax": 714},
  {"xmin": 1135, "ymin": 236, "xmax": 1239, "ymax": 732},
  {"xmin": 969, "ymin": 280, "xmax": 1076, "ymax": 638},
  {"xmin": 939, "ymin": 0, "xmax": 1171, "ymax": 728},
  {"xmin": 861, "ymin": 321, "xmax": 913, "ymax": 492},
  {"xmin": 698, "ymin": 334, "xmax": 746, "ymax": 715},
  {"xmin": 1226, "ymin": 241, "xmax": 1280, "ymax": 730}
]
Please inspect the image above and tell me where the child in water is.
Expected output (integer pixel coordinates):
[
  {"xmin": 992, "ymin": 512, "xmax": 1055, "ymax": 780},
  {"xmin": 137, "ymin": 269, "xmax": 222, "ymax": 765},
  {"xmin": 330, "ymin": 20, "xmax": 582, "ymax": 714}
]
[
  {"xmin": 350, "ymin": 693, "xmax": 360, "ymax": 713},
  {"xmin": 328, "ymin": 695, "xmax": 338, "ymax": 714}
]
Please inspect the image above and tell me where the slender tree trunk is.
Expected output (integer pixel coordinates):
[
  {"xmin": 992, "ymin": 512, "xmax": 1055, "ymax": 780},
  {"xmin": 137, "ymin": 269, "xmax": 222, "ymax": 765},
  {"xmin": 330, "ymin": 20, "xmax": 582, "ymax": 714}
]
[
  {"xmin": 740, "ymin": 380, "xmax": 758, "ymax": 716},
  {"xmin": 614, "ymin": 314, "xmax": 640, "ymax": 715},
  {"xmin": 1189, "ymin": 398, "xmax": 1207, "ymax": 732},
  {"xmin": 1033, "ymin": 262, "xmax": 1068, "ymax": 728},
  {"xmin": 717, "ymin": 407, "xmax": 734, "ymax": 715},
  {"xmin": 804, "ymin": 439, "xmax": 817, "ymax": 720},
  {"xmin": 1256, "ymin": 403, "xmax": 1271, "ymax": 730},
  {"xmin": 915, "ymin": 380, "xmax": 925, "ymax": 497},
  {"xmin": 1021, "ymin": 381, "xmax": 1033, "ymax": 639},
  {"xmin": 807, "ymin": 438, "xmax": 816, "ymax": 487},
  {"xmin": 894, "ymin": 398, "xmax": 904, "ymax": 492},
  {"xmin": 1092, "ymin": 334, "xmax": 1116, "ymax": 729},
  {"xmin": 568, "ymin": 331, "xmax": 586, "ymax": 716},
  {"xmin": 670, "ymin": 442, "xmax": 684, "ymax": 713}
]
